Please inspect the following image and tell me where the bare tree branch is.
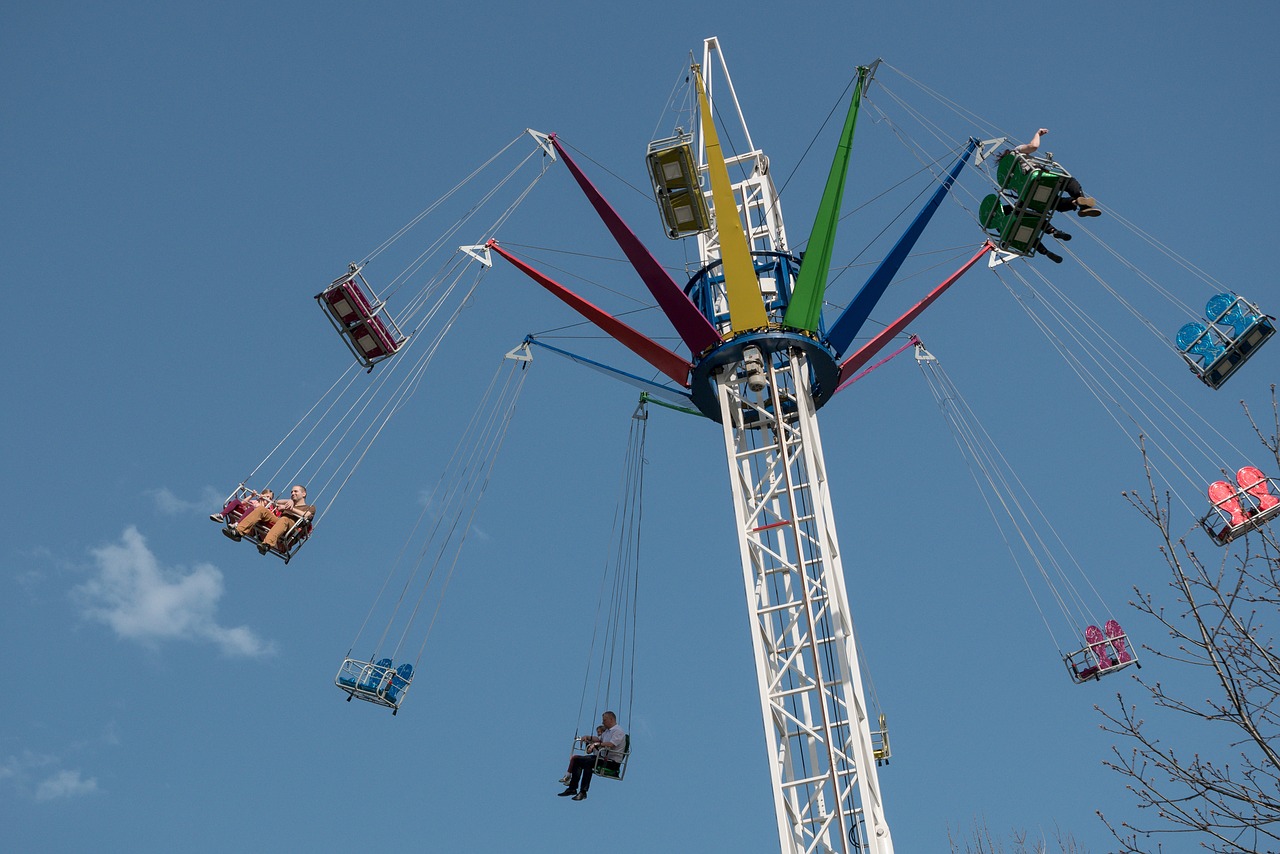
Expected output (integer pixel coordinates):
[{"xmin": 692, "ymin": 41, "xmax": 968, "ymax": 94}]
[{"xmin": 1101, "ymin": 389, "xmax": 1280, "ymax": 853}]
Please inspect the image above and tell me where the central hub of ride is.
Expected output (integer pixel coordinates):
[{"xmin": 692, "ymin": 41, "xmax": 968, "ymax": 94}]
[{"xmin": 684, "ymin": 252, "xmax": 840, "ymax": 422}]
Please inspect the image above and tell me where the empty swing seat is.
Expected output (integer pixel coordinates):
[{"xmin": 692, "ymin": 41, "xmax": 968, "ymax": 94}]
[
  {"xmin": 1176, "ymin": 322, "xmax": 1225, "ymax": 367},
  {"xmin": 646, "ymin": 133, "xmax": 712, "ymax": 239},
  {"xmin": 871, "ymin": 713, "xmax": 891, "ymax": 766},
  {"xmin": 1184, "ymin": 293, "xmax": 1276, "ymax": 390},
  {"xmin": 384, "ymin": 663, "xmax": 414, "ymax": 705},
  {"xmin": 316, "ymin": 268, "xmax": 408, "ymax": 369},
  {"xmin": 347, "ymin": 316, "xmax": 401, "ymax": 364},
  {"xmin": 1064, "ymin": 620, "xmax": 1139, "ymax": 683},
  {"xmin": 1200, "ymin": 469, "xmax": 1280, "ymax": 545},
  {"xmin": 335, "ymin": 657, "xmax": 406, "ymax": 712}
]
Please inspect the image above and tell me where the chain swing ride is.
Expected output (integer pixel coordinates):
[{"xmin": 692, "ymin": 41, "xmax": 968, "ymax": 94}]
[{"xmin": 209, "ymin": 35, "xmax": 1280, "ymax": 854}]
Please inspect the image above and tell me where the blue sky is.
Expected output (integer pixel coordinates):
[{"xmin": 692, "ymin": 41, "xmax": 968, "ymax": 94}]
[{"xmin": 4, "ymin": 2, "xmax": 1278, "ymax": 852}]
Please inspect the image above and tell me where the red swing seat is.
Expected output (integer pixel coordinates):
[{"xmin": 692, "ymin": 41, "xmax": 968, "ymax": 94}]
[{"xmin": 316, "ymin": 267, "xmax": 408, "ymax": 369}]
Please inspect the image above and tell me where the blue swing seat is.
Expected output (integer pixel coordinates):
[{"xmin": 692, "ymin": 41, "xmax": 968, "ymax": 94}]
[
  {"xmin": 1177, "ymin": 293, "xmax": 1275, "ymax": 389},
  {"xmin": 335, "ymin": 657, "xmax": 408, "ymax": 713}
]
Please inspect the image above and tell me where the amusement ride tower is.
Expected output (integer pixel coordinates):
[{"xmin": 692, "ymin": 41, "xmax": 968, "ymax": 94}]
[{"xmin": 488, "ymin": 36, "xmax": 984, "ymax": 854}]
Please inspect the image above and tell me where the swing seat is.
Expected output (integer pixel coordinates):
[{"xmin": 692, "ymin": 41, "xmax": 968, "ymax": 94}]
[
  {"xmin": 978, "ymin": 193, "xmax": 1051, "ymax": 257},
  {"xmin": 871, "ymin": 713, "xmax": 891, "ymax": 766},
  {"xmin": 316, "ymin": 268, "xmax": 408, "ymax": 369},
  {"xmin": 646, "ymin": 133, "xmax": 712, "ymax": 238},
  {"xmin": 1176, "ymin": 322, "xmax": 1224, "ymax": 366},
  {"xmin": 335, "ymin": 657, "xmax": 406, "ymax": 711},
  {"xmin": 1196, "ymin": 294, "xmax": 1275, "ymax": 390},
  {"xmin": 1200, "ymin": 472, "xmax": 1280, "ymax": 545},
  {"xmin": 1206, "ymin": 293, "xmax": 1262, "ymax": 338},
  {"xmin": 384, "ymin": 663, "xmax": 414, "ymax": 705},
  {"xmin": 347, "ymin": 316, "xmax": 401, "ymax": 365},
  {"xmin": 996, "ymin": 152, "xmax": 1069, "ymax": 214},
  {"xmin": 590, "ymin": 734, "xmax": 631, "ymax": 781},
  {"xmin": 981, "ymin": 153, "xmax": 1070, "ymax": 256},
  {"xmin": 217, "ymin": 486, "xmax": 313, "ymax": 564},
  {"xmin": 1064, "ymin": 624, "xmax": 1139, "ymax": 683}
]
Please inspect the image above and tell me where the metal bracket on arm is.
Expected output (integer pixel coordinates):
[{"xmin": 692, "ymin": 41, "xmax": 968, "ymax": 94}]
[
  {"xmin": 974, "ymin": 137, "xmax": 1009, "ymax": 167},
  {"xmin": 459, "ymin": 243, "xmax": 493, "ymax": 267},
  {"xmin": 987, "ymin": 247, "xmax": 1020, "ymax": 268},
  {"xmin": 504, "ymin": 340, "xmax": 533, "ymax": 363},
  {"xmin": 526, "ymin": 129, "xmax": 556, "ymax": 161}
]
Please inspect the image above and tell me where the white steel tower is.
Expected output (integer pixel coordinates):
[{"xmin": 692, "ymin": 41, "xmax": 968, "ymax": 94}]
[
  {"xmin": 492, "ymin": 35, "xmax": 978, "ymax": 852},
  {"xmin": 686, "ymin": 38, "xmax": 893, "ymax": 854}
]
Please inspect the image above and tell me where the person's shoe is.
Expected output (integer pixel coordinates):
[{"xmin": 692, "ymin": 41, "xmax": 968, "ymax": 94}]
[
  {"xmin": 1075, "ymin": 196, "xmax": 1097, "ymax": 208},
  {"xmin": 1051, "ymin": 230, "xmax": 1071, "ymax": 241},
  {"xmin": 1038, "ymin": 247, "xmax": 1063, "ymax": 264},
  {"xmin": 572, "ymin": 791, "xmax": 587, "ymax": 801},
  {"xmin": 1078, "ymin": 207, "xmax": 1102, "ymax": 218},
  {"xmin": 557, "ymin": 788, "xmax": 576, "ymax": 797},
  {"xmin": 558, "ymin": 775, "xmax": 572, "ymax": 786},
  {"xmin": 209, "ymin": 514, "xmax": 225, "ymax": 524},
  {"xmin": 257, "ymin": 543, "xmax": 269, "ymax": 555},
  {"xmin": 222, "ymin": 528, "xmax": 242, "ymax": 542}
]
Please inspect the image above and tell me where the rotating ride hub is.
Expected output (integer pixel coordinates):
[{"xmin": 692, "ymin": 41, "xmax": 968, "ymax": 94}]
[{"xmin": 685, "ymin": 252, "xmax": 840, "ymax": 423}]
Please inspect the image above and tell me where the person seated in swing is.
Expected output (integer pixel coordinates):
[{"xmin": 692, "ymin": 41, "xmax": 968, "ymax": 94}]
[
  {"xmin": 557, "ymin": 711, "xmax": 625, "ymax": 802},
  {"xmin": 211, "ymin": 488, "xmax": 274, "ymax": 526},
  {"xmin": 997, "ymin": 127, "xmax": 1102, "ymax": 218},
  {"xmin": 560, "ymin": 726, "xmax": 605, "ymax": 787},
  {"xmin": 987, "ymin": 198, "xmax": 1073, "ymax": 263},
  {"xmin": 1054, "ymin": 175, "xmax": 1101, "ymax": 218},
  {"xmin": 226, "ymin": 484, "xmax": 316, "ymax": 554}
]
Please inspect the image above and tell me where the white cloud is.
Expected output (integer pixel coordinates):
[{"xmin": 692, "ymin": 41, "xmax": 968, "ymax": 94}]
[
  {"xmin": 74, "ymin": 527, "xmax": 275, "ymax": 658},
  {"xmin": 34, "ymin": 769, "xmax": 98, "ymax": 801},
  {"xmin": 0, "ymin": 751, "xmax": 53, "ymax": 781},
  {"xmin": 149, "ymin": 486, "xmax": 224, "ymax": 516}
]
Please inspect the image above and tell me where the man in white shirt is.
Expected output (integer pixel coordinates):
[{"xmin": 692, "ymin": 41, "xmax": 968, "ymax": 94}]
[{"xmin": 558, "ymin": 711, "xmax": 625, "ymax": 802}]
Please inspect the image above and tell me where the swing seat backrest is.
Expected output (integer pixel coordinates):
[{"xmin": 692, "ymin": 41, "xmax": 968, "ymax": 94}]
[
  {"xmin": 1085, "ymin": 624, "xmax": 1112, "ymax": 669},
  {"xmin": 336, "ymin": 658, "xmax": 359, "ymax": 689},
  {"xmin": 359, "ymin": 658, "xmax": 393, "ymax": 692},
  {"xmin": 1104, "ymin": 619, "xmax": 1132, "ymax": 664},
  {"xmin": 978, "ymin": 193, "xmax": 1044, "ymax": 255},
  {"xmin": 979, "ymin": 194, "xmax": 1007, "ymax": 233},
  {"xmin": 385, "ymin": 663, "xmax": 414, "ymax": 703},
  {"xmin": 349, "ymin": 316, "xmax": 403, "ymax": 361},
  {"xmin": 996, "ymin": 153, "xmax": 1028, "ymax": 196},
  {"xmin": 1237, "ymin": 466, "xmax": 1279, "ymax": 513},
  {"xmin": 321, "ymin": 278, "xmax": 377, "ymax": 328},
  {"xmin": 1206, "ymin": 293, "xmax": 1260, "ymax": 339},
  {"xmin": 1208, "ymin": 480, "xmax": 1248, "ymax": 527},
  {"xmin": 1176, "ymin": 322, "xmax": 1224, "ymax": 366},
  {"xmin": 593, "ymin": 734, "xmax": 630, "ymax": 780},
  {"xmin": 1018, "ymin": 169, "xmax": 1065, "ymax": 213}
]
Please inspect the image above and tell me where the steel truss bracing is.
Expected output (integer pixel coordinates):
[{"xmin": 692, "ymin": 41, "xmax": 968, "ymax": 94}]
[
  {"xmin": 691, "ymin": 35, "xmax": 893, "ymax": 854},
  {"xmin": 716, "ymin": 351, "xmax": 892, "ymax": 854}
]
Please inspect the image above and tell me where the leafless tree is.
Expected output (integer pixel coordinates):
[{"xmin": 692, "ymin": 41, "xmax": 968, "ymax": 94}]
[
  {"xmin": 1098, "ymin": 387, "xmax": 1280, "ymax": 853},
  {"xmin": 948, "ymin": 818, "xmax": 1088, "ymax": 853}
]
